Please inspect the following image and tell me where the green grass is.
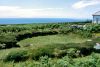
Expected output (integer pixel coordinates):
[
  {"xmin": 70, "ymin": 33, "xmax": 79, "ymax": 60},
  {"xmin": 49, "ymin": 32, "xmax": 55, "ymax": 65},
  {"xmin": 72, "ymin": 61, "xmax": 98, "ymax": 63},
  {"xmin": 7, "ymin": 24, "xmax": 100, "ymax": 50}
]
[{"xmin": 18, "ymin": 34, "xmax": 88, "ymax": 48}]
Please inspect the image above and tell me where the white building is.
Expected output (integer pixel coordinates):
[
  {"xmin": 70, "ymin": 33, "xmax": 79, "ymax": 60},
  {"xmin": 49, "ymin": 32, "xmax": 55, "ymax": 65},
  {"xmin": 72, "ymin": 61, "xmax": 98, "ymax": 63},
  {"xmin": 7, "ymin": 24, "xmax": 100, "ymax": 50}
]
[{"xmin": 93, "ymin": 11, "xmax": 100, "ymax": 23}]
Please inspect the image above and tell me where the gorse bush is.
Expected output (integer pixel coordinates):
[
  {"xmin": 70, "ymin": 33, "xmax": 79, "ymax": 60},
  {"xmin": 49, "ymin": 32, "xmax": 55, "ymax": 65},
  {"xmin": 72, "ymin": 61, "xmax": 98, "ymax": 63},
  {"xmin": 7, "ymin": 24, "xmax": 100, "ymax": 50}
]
[
  {"xmin": 0, "ymin": 33, "xmax": 20, "ymax": 49},
  {"xmin": 39, "ymin": 56, "xmax": 49, "ymax": 64},
  {"xmin": 78, "ymin": 31, "xmax": 92, "ymax": 38},
  {"xmin": 53, "ymin": 48, "xmax": 67, "ymax": 58},
  {"xmin": 67, "ymin": 48, "xmax": 78, "ymax": 58},
  {"xmin": 31, "ymin": 46, "xmax": 54, "ymax": 60},
  {"xmin": 0, "ymin": 44, "xmax": 6, "ymax": 49},
  {"xmin": 85, "ymin": 24, "xmax": 100, "ymax": 33},
  {"xmin": 56, "ymin": 56, "xmax": 74, "ymax": 67},
  {"xmin": 4, "ymin": 50, "xmax": 28, "ymax": 62}
]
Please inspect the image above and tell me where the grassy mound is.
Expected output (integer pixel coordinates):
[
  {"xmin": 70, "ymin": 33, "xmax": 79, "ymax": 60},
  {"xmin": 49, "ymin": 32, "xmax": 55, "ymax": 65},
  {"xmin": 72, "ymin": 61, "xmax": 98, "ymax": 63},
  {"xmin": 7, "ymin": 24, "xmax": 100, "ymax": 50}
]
[{"xmin": 18, "ymin": 34, "xmax": 88, "ymax": 48}]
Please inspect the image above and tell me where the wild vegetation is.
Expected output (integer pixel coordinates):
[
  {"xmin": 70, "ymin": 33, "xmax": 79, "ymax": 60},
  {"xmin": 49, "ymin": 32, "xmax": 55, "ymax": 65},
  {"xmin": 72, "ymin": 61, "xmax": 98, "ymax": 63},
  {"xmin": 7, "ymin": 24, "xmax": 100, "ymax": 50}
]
[{"xmin": 0, "ymin": 21, "xmax": 100, "ymax": 67}]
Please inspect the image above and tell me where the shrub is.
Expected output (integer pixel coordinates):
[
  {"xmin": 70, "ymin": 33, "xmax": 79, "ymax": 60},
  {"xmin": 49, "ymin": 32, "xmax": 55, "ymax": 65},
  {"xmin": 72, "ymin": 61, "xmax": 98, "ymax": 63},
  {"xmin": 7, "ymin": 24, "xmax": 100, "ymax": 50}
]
[
  {"xmin": 39, "ymin": 56, "xmax": 49, "ymax": 64},
  {"xmin": 67, "ymin": 48, "xmax": 78, "ymax": 58},
  {"xmin": 55, "ymin": 56, "xmax": 74, "ymax": 67},
  {"xmin": 0, "ymin": 44, "xmax": 6, "ymax": 49},
  {"xmin": 4, "ymin": 50, "xmax": 28, "ymax": 62},
  {"xmin": 53, "ymin": 48, "xmax": 67, "ymax": 58},
  {"xmin": 0, "ymin": 33, "xmax": 20, "ymax": 49},
  {"xmin": 84, "ymin": 24, "xmax": 100, "ymax": 33},
  {"xmin": 31, "ymin": 46, "xmax": 54, "ymax": 60}
]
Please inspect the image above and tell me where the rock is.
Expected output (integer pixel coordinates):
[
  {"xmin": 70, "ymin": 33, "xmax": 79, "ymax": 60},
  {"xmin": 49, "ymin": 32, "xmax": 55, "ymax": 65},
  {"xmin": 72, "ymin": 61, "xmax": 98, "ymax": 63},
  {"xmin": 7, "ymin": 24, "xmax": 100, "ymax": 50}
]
[
  {"xmin": 94, "ymin": 43, "xmax": 100, "ymax": 49},
  {"xmin": 23, "ymin": 44, "xmax": 32, "ymax": 47},
  {"xmin": 87, "ymin": 39, "xmax": 92, "ymax": 41}
]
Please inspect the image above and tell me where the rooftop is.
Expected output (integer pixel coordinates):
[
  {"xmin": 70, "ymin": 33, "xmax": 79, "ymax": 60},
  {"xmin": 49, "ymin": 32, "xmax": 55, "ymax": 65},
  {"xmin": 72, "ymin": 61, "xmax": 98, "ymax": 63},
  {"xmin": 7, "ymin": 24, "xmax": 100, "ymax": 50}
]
[{"xmin": 93, "ymin": 11, "xmax": 100, "ymax": 16}]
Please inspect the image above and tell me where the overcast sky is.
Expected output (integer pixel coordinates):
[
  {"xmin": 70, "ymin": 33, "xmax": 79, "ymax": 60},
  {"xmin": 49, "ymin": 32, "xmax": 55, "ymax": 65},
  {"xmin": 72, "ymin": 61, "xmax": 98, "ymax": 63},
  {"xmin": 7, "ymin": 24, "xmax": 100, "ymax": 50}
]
[{"xmin": 0, "ymin": 0, "xmax": 100, "ymax": 19}]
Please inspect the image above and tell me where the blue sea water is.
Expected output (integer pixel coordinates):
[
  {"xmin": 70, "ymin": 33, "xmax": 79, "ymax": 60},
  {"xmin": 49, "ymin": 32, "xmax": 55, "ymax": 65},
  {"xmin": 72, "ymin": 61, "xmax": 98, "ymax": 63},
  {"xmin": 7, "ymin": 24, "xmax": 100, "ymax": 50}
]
[{"xmin": 0, "ymin": 18, "xmax": 83, "ymax": 24}]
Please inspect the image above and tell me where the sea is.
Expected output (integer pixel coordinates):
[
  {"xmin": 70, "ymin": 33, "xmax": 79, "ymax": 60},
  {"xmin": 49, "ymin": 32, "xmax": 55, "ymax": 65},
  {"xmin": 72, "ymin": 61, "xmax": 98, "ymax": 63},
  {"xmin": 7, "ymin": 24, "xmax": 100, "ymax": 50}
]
[{"xmin": 0, "ymin": 18, "xmax": 84, "ymax": 24}]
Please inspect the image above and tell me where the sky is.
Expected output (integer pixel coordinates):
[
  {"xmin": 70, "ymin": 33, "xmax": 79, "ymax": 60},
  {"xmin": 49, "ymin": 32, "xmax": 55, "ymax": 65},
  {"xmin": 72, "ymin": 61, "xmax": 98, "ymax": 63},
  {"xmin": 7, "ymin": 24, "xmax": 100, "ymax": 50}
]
[{"xmin": 0, "ymin": 0, "xmax": 100, "ymax": 19}]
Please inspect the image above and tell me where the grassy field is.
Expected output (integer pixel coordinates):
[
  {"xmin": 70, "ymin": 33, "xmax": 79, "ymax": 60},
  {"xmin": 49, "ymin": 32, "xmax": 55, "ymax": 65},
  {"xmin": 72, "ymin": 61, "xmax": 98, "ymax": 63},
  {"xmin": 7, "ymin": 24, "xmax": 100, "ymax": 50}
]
[{"xmin": 18, "ymin": 34, "xmax": 88, "ymax": 48}]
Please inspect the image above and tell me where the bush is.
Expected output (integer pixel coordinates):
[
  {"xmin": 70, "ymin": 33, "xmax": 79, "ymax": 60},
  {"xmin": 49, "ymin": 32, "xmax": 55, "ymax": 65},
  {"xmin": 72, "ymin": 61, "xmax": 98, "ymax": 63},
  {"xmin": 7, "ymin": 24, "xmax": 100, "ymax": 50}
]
[
  {"xmin": 31, "ymin": 46, "xmax": 54, "ymax": 60},
  {"xmin": 67, "ymin": 48, "xmax": 78, "ymax": 58},
  {"xmin": 4, "ymin": 50, "xmax": 28, "ymax": 62},
  {"xmin": 0, "ymin": 33, "xmax": 20, "ymax": 49},
  {"xmin": 0, "ymin": 44, "xmax": 6, "ymax": 49},
  {"xmin": 55, "ymin": 56, "xmax": 74, "ymax": 67},
  {"xmin": 84, "ymin": 24, "xmax": 100, "ymax": 33},
  {"xmin": 39, "ymin": 56, "xmax": 49, "ymax": 64},
  {"xmin": 31, "ymin": 44, "xmax": 67, "ymax": 60}
]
